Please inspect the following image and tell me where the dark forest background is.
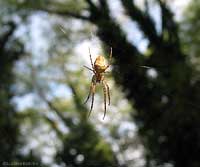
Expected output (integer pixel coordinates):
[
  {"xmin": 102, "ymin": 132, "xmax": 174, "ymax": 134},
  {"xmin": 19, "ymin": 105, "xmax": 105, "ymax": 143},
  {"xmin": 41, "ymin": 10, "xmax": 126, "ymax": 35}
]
[{"xmin": 0, "ymin": 0, "xmax": 200, "ymax": 167}]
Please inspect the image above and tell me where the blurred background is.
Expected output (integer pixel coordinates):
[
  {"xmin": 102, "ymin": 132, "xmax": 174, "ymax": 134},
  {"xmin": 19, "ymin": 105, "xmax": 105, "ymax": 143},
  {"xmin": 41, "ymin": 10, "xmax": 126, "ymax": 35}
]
[{"xmin": 0, "ymin": 0, "xmax": 200, "ymax": 167}]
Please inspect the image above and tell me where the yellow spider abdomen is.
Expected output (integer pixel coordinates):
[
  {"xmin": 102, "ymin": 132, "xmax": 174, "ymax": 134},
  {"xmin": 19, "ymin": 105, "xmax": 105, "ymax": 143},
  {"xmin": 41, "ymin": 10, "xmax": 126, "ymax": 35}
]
[{"xmin": 94, "ymin": 55, "xmax": 107, "ymax": 72}]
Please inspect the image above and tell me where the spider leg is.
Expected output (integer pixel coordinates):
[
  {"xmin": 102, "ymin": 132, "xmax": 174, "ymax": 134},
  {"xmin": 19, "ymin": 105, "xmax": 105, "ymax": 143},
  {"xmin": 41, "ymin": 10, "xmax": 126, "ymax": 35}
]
[
  {"xmin": 109, "ymin": 47, "xmax": 112, "ymax": 64},
  {"xmin": 102, "ymin": 81, "xmax": 107, "ymax": 119},
  {"xmin": 84, "ymin": 83, "xmax": 92, "ymax": 104},
  {"xmin": 84, "ymin": 65, "xmax": 94, "ymax": 72},
  {"xmin": 88, "ymin": 81, "xmax": 96, "ymax": 118},
  {"xmin": 84, "ymin": 76, "xmax": 95, "ymax": 104},
  {"xmin": 104, "ymin": 80, "xmax": 110, "ymax": 105},
  {"xmin": 105, "ymin": 47, "xmax": 112, "ymax": 70},
  {"xmin": 88, "ymin": 47, "xmax": 94, "ymax": 69}
]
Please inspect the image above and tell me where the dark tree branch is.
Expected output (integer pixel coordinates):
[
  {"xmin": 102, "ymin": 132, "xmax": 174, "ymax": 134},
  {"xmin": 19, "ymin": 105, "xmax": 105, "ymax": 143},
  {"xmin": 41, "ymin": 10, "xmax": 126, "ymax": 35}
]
[
  {"xmin": 37, "ymin": 88, "xmax": 72, "ymax": 127},
  {"xmin": 85, "ymin": 0, "xmax": 97, "ymax": 9},
  {"xmin": 31, "ymin": 64, "xmax": 73, "ymax": 128},
  {"xmin": 43, "ymin": 115, "xmax": 64, "ymax": 139},
  {"xmin": 68, "ymin": 82, "xmax": 84, "ymax": 110},
  {"xmin": 145, "ymin": 0, "xmax": 183, "ymax": 70},
  {"xmin": 98, "ymin": 0, "xmax": 110, "ymax": 18},
  {"xmin": 144, "ymin": 0, "xmax": 150, "ymax": 15},
  {"xmin": 67, "ymin": 81, "xmax": 89, "ymax": 121},
  {"xmin": 0, "ymin": 22, "xmax": 16, "ymax": 50},
  {"xmin": 121, "ymin": 0, "xmax": 161, "ymax": 46},
  {"xmin": 40, "ymin": 7, "xmax": 90, "ymax": 20},
  {"xmin": 157, "ymin": 0, "xmax": 179, "ymax": 45},
  {"xmin": 99, "ymin": 0, "xmax": 109, "ymax": 11}
]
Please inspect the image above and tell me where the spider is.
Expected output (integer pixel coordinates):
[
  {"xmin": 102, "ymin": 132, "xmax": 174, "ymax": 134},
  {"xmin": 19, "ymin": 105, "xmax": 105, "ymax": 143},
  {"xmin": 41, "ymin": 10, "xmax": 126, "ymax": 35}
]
[{"xmin": 84, "ymin": 47, "xmax": 112, "ymax": 119}]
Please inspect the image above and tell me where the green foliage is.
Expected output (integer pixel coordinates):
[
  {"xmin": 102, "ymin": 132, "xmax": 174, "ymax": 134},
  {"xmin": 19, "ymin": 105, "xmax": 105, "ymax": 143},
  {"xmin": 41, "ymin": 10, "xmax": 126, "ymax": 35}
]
[
  {"xmin": 57, "ymin": 122, "xmax": 118, "ymax": 167},
  {"xmin": 180, "ymin": 0, "xmax": 200, "ymax": 69},
  {"xmin": 0, "ymin": 21, "xmax": 20, "ymax": 162},
  {"xmin": 2, "ymin": 0, "xmax": 200, "ymax": 167},
  {"xmin": 0, "ymin": 22, "xmax": 44, "ymax": 165},
  {"xmin": 0, "ymin": 3, "xmax": 49, "ymax": 165}
]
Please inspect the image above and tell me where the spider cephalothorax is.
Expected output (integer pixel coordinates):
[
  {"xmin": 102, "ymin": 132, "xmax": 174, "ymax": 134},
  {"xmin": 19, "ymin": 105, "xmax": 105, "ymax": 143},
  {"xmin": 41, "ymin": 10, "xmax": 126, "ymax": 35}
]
[{"xmin": 84, "ymin": 47, "xmax": 112, "ymax": 119}]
